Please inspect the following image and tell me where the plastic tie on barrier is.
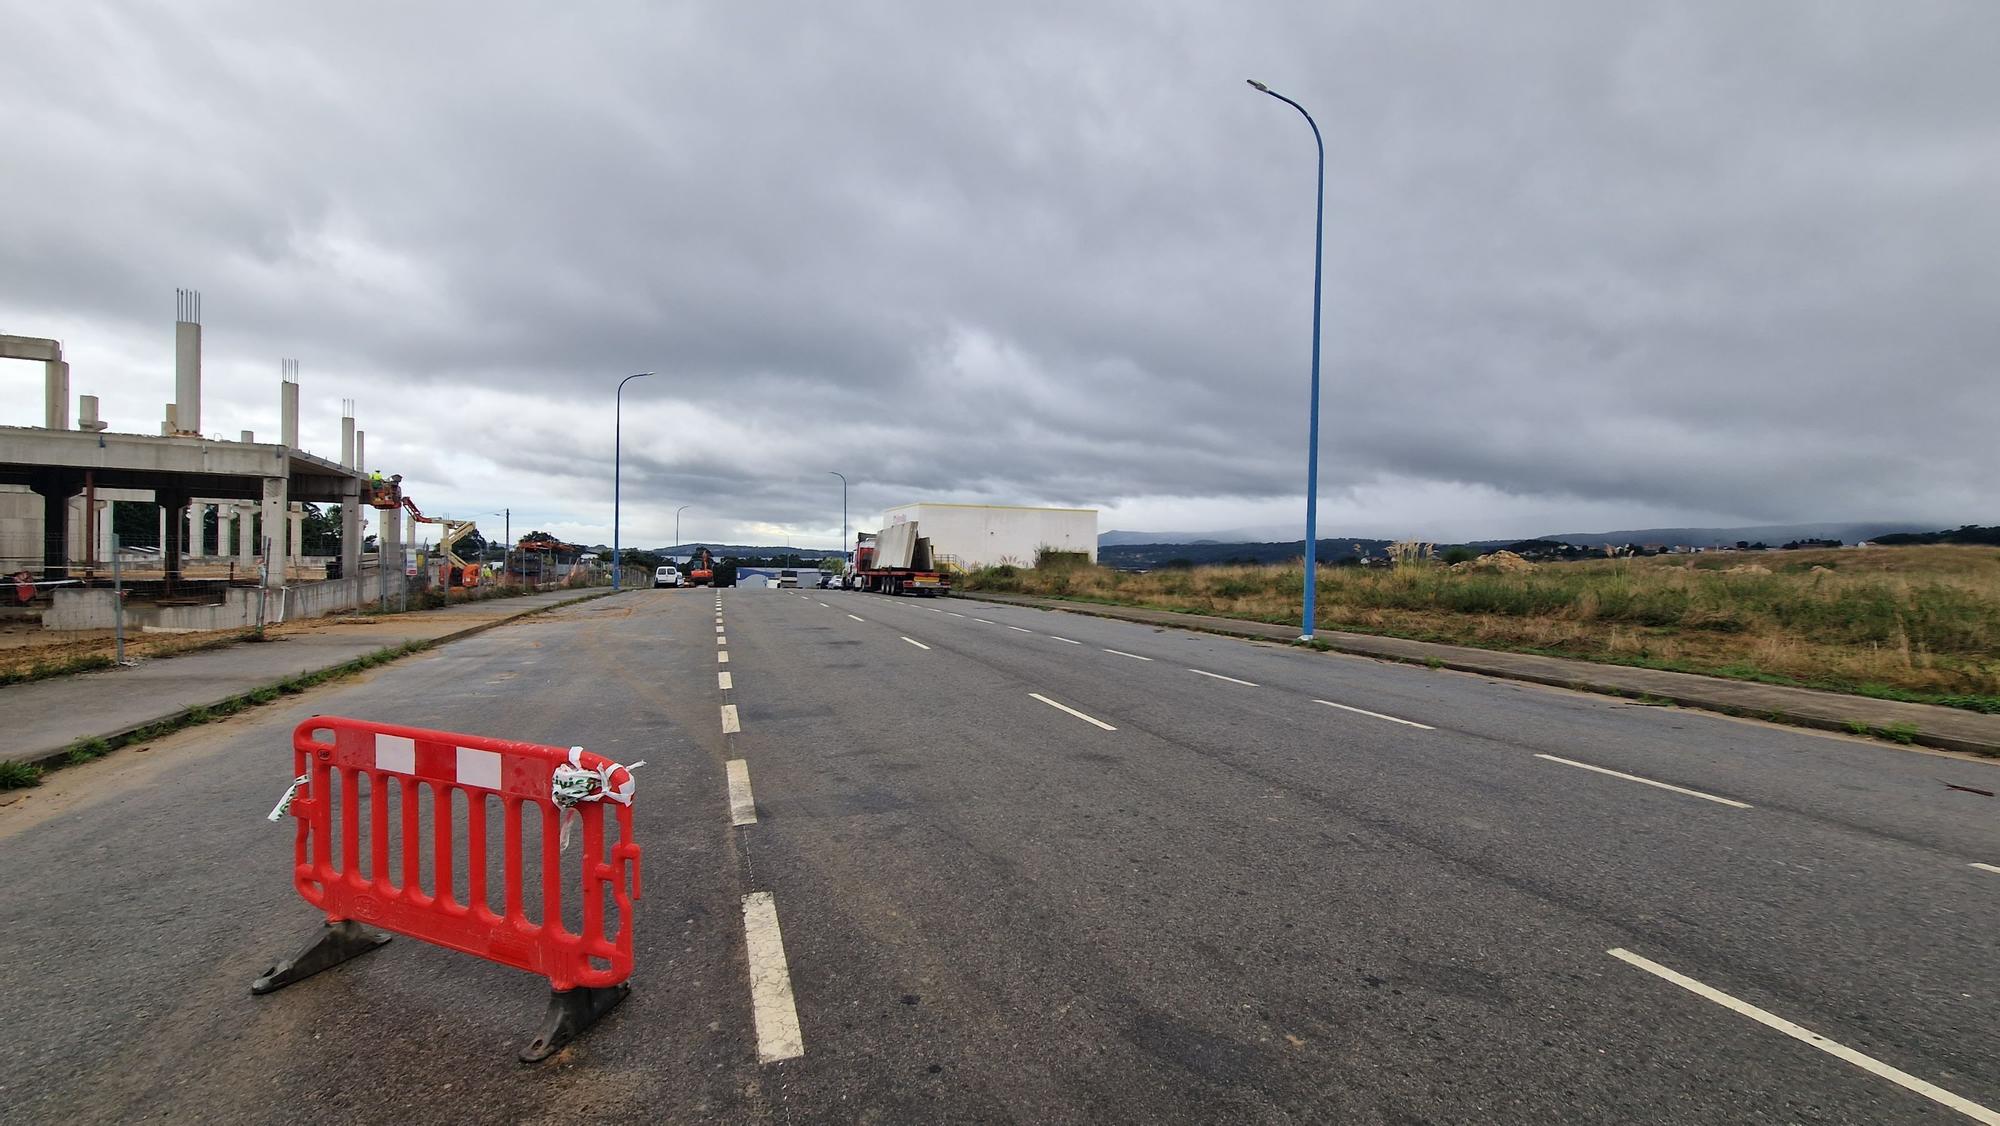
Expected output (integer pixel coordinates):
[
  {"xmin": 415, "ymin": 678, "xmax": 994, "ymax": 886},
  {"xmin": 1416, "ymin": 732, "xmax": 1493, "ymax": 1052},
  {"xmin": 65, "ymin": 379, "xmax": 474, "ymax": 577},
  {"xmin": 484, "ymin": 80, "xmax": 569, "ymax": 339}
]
[{"xmin": 552, "ymin": 746, "xmax": 643, "ymax": 849}]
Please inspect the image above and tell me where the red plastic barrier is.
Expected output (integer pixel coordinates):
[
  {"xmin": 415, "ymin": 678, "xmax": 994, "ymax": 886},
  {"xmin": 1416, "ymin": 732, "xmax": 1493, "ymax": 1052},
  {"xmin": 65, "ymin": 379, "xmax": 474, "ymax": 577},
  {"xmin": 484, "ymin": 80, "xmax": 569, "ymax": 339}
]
[{"xmin": 278, "ymin": 716, "xmax": 641, "ymax": 991}]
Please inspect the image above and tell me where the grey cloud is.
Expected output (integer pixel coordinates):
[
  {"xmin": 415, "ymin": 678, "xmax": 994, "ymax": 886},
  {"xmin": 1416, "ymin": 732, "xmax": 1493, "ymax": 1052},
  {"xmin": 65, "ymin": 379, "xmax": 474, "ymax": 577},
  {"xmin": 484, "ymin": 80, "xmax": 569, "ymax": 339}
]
[{"xmin": 3, "ymin": 1, "xmax": 1994, "ymax": 544}]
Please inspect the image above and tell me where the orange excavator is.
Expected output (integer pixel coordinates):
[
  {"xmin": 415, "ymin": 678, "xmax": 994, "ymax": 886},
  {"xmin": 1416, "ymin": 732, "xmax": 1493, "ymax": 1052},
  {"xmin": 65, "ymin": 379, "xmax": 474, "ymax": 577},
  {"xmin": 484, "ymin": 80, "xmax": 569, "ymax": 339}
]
[{"xmin": 687, "ymin": 547, "xmax": 715, "ymax": 587}]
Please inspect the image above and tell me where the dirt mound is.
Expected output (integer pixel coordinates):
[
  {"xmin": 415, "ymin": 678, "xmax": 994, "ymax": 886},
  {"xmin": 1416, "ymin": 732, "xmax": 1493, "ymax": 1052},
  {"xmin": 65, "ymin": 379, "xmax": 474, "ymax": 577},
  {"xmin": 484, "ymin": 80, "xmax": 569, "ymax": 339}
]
[{"xmin": 1452, "ymin": 550, "xmax": 1534, "ymax": 573}]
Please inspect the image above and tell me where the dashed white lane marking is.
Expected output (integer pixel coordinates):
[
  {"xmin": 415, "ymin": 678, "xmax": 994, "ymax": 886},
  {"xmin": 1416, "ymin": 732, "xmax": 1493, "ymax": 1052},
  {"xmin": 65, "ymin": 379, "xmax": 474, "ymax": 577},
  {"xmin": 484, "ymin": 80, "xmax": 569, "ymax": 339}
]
[
  {"xmin": 717, "ymin": 635, "xmax": 727, "ymax": 645},
  {"xmin": 720, "ymin": 704, "xmax": 741, "ymax": 734},
  {"xmin": 727, "ymin": 759, "xmax": 757, "ymax": 826},
  {"xmin": 928, "ymin": 607, "xmax": 943, "ymax": 612},
  {"xmin": 946, "ymin": 611, "xmax": 965, "ymax": 617},
  {"xmin": 718, "ymin": 671, "xmax": 733, "ymax": 690},
  {"xmin": 716, "ymin": 625, "xmax": 726, "ymax": 633},
  {"xmin": 728, "ymin": 756, "xmax": 756, "ymax": 828},
  {"xmin": 1314, "ymin": 699, "xmax": 1435, "ymax": 730},
  {"xmin": 1607, "ymin": 948, "xmax": 1999, "ymax": 1124},
  {"xmin": 1188, "ymin": 668, "xmax": 1257, "ymax": 686},
  {"xmin": 973, "ymin": 618, "xmax": 995, "ymax": 624},
  {"xmin": 1972, "ymin": 862, "xmax": 2000, "ymax": 876},
  {"xmin": 1029, "ymin": 692, "xmax": 1117, "ymax": 731},
  {"xmin": 847, "ymin": 613, "xmax": 865, "ymax": 622},
  {"xmin": 901, "ymin": 636, "xmax": 931, "ymax": 650},
  {"xmin": 1535, "ymin": 754, "xmax": 1750, "ymax": 808},
  {"xmin": 743, "ymin": 892, "xmax": 805, "ymax": 1063},
  {"xmin": 818, "ymin": 601, "xmax": 830, "ymax": 608},
  {"xmin": 1104, "ymin": 649, "xmax": 1154, "ymax": 661},
  {"xmin": 1050, "ymin": 635, "xmax": 1082, "ymax": 645},
  {"xmin": 1007, "ymin": 625, "xmax": 1033, "ymax": 633},
  {"xmin": 718, "ymin": 650, "xmax": 730, "ymax": 664}
]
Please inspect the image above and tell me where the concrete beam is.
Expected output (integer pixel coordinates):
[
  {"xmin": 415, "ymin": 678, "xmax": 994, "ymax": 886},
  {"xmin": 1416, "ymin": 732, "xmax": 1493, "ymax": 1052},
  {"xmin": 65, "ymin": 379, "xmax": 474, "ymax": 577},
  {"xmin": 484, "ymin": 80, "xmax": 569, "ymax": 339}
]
[{"xmin": 0, "ymin": 335, "xmax": 61, "ymax": 363}]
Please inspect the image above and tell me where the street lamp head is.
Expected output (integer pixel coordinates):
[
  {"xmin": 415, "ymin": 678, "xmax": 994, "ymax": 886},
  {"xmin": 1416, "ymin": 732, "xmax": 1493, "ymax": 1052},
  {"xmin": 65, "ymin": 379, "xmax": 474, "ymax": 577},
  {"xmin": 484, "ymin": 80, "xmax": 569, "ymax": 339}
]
[{"xmin": 1246, "ymin": 79, "xmax": 1270, "ymax": 92}]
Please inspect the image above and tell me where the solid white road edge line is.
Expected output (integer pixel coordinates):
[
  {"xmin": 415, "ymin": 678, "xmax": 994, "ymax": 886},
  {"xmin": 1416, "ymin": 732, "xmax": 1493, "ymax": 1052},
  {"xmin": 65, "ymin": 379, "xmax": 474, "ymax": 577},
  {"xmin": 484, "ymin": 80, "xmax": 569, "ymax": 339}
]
[
  {"xmin": 1314, "ymin": 699, "xmax": 1435, "ymax": 730},
  {"xmin": 1029, "ymin": 692, "xmax": 1117, "ymax": 731},
  {"xmin": 901, "ymin": 636, "xmax": 931, "ymax": 650},
  {"xmin": 726, "ymin": 759, "xmax": 756, "ymax": 826},
  {"xmin": 1188, "ymin": 668, "xmax": 1257, "ymax": 686},
  {"xmin": 720, "ymin": 704, "xmax": 741, "ymax": 734},
  {"xmin": 1104, "ymin": 648, "xmax": 1154, "ymax": 661},
  {"xmin": 718, "ymin": 671, "xmax": 733, "ymax": 690},
  {"xmin": 744, "ymin": 892, "xmax": 805, "ymax": 1062},
  {"xmin": 718, "ymin": 650, "xmax": 730, "ymax": 664},
  {"xmin": 1972, "ymin": 862, "xmax": 2000, "ymax": 876},
  {"xmin": 847, "ymin": 613, "xmax": 865, "ymax": 622},
  {"xmin": 1535, "ymin": 754, "xmax": 1749, "ymax": 808},
  {"xmin": 1607, "ymin": 948, "xmax": 1999, "ymax": 1124}
]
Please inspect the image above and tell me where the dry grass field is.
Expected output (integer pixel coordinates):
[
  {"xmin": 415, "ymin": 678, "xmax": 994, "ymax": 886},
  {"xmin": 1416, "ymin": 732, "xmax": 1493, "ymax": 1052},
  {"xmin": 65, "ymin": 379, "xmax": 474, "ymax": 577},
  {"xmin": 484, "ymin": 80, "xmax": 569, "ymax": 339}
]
[{"xmin": 962, "ymin": 545, "xmax": 2000, "ymax": 713}]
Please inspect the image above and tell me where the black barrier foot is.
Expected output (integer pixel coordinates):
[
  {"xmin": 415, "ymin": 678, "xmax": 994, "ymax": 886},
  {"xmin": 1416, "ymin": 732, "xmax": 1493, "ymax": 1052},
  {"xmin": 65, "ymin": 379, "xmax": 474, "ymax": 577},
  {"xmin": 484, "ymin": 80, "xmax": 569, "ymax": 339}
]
[
  {"xmin": 250, "ymin": 920, "xmax": 392, "ymax": 995},
  {"xmin": 520, "ymin": 983, "xmax": 630, "ymax": 1063}
]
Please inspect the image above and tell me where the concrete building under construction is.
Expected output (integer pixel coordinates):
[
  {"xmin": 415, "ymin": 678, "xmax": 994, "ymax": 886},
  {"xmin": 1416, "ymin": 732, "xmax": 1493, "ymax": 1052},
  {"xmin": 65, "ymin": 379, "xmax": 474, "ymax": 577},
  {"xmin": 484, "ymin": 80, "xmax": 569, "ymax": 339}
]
[{"xmin": 0, "ymin": 291, "xmax": 418, "ymax": 632}]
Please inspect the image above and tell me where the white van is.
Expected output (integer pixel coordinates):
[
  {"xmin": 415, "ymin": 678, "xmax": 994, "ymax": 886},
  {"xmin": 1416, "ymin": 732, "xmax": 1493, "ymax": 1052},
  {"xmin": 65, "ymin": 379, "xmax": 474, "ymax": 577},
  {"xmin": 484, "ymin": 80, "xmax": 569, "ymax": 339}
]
[
  {"xmin": 777, "ymin": 569, "xmax": 800, "ymax": 588},
  {"xmin": 654, "ymin": 565, "xmax": 682, "ymax": 588}
]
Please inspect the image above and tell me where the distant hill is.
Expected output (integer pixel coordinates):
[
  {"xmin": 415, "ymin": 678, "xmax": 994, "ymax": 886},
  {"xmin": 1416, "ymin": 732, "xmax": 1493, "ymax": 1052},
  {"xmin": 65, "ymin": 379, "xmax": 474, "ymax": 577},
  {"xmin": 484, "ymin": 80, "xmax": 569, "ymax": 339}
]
[
  {"xmin": 1538, "ymin": 522, "xmax": 1931, "ymax": 549},
  {"xmin": 1871, "ymin": 525, "xmax": 2000, "ymax": 547},
  {"xmin": 1099, "ymin": 530, "xmax": 1229, "ymax": 547},
  {"xmin": 1099, "ymin": 539, "xmax": 1396, "ymax": 568},
  {"xmin": 651, "ymin": 543, "xmax": 843, "ymax": 559}
]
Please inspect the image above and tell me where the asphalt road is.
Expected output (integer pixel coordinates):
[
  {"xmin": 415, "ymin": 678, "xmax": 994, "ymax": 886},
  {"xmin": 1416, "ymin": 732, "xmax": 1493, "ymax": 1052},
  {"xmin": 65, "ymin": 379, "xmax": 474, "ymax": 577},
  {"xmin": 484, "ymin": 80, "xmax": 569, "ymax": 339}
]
[{"xmin": 2, "ymin": 586, "xmax": 1995, "ymax": 1123}]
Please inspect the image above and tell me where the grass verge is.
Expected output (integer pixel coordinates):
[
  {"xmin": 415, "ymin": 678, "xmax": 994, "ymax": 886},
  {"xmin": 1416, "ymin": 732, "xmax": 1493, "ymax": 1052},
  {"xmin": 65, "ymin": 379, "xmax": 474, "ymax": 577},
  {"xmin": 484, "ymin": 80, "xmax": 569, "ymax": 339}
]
[{"xmin": 962, "ymin": 546, "xmax": 2000, "ymax": 715}]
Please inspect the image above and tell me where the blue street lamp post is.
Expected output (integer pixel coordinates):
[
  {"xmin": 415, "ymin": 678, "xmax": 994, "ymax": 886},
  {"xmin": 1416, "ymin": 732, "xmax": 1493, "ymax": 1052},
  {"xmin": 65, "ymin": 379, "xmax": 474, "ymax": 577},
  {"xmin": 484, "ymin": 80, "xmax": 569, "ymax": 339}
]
[
  {"xmin": 828, "ymin": 471, "xmax": 848, "ymax": 571},
  {"xmin": 1248, "ymin": 78, "xmax": 1326, "ymax": 641},
  {"xmin": 612, "ymin": 371, "xmax": 654, "ymax": 590}
]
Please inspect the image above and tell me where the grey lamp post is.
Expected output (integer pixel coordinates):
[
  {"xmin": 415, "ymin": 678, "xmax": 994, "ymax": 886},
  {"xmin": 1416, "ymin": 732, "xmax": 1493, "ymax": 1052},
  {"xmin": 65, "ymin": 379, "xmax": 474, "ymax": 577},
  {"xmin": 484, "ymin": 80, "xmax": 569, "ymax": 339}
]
[
  {"xmin": 675, "ymin": 504, "xmax": 690, "ymax": 551},
  {"xmin": 612, "ymin": 371, "xmax": 653, "ymax": 590},
  {"xmin": 829, "ymin": 472, "xmax": 848, "ymax": 571},
  {"xmin": 1248, "ymin": 78, "xmax": 1326, "ymax": 641}
]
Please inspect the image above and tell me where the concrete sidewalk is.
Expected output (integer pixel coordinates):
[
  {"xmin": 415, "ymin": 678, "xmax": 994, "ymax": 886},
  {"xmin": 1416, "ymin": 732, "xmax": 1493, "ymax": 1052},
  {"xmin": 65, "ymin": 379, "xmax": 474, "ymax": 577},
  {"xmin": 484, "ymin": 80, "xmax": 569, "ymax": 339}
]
[
  {"xmin": 961, "ymin": 592, "xmax": 2000, "ymax": 757},
  {"xmin": 2, "ymin": 587, "xmax": 615, "ymax": 766}
]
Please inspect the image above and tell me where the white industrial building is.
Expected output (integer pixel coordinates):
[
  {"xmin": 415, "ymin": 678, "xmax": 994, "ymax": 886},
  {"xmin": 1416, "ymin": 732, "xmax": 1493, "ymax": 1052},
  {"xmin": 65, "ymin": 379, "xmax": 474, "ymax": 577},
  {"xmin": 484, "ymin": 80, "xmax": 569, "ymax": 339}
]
[{"xmin": 879, "ymin": 503, "xmax": 1097, "ymax": 570}]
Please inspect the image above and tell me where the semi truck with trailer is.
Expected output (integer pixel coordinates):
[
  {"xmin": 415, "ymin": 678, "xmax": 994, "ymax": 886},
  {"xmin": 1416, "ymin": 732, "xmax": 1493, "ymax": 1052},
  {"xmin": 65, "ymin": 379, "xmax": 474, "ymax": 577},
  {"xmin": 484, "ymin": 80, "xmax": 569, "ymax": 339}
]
[{"xmin": 848, "ymin": 525, "xmax": 950, "ymax": 596}]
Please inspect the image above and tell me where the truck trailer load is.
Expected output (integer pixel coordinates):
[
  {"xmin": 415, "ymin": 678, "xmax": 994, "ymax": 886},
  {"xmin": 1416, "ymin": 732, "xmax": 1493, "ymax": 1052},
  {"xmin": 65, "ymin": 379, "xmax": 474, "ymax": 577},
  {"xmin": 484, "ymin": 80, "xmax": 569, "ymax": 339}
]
[{"xmin": 849, "ymin": 527, "xmax": 949, "ymax": 596}]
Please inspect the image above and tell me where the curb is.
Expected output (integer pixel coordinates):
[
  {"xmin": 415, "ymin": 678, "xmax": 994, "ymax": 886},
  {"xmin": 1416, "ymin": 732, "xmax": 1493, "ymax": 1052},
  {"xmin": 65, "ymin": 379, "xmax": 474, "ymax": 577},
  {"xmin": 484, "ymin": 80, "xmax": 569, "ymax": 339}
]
[
  {"xmin": 955, "ymin": 592, "xmax": 2000, "ymax": 759},
  {"xmin": 10, "ymin": 588, "xmax": 616, "ymax": 777}
]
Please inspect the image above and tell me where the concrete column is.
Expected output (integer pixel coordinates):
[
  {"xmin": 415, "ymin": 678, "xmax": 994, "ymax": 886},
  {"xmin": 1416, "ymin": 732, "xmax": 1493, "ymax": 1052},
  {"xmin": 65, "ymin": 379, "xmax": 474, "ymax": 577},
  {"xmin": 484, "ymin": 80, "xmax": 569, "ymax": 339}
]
[
  {"xmin": 237, "ymin": 504, "xmax": 254, "ymax": 570},
  {"xmin": 355, "ymin": 430, "xmax": 365, "ymax": 474},
  {"xmin": 341, "ymin": 415, "xmax": 355, "ymax": 467},
  {"xmin": 281, "ymin": 381, "xmax": 299, "ymax": 448},
  {"xmin": 341, "ymin": 483, "xmax": 363, "ymax": 582},
  {"xmin": 175, "ymin": 320, "xmax": 202, "ymax": 435},
  {"xmin": 161, "ymin": 493, "xmax": 187, "ymax": 587},
  {"xmin": 288, "ymin": 504, "xmax": 304, "ymax": 578},
  {"xmin": 97, "ymin": 501, "xmax": 115, "ymax": 565},
  {"xmin": 46, "ymin": 361, "xmax": 70, "ymax": 430},
  {"xmin": 240, "ymin": 430, "xmax": 255, "ymax": 443},
  {"xmin": 157, "ymin": 505, "xmax": 167, "ymax": 552},
  {"xmin": 65, "ymin": 495, "xmax": 87, "ymax": 564},
  {"xmin": 259, "ymin": 478, "xmax": 288, "ymax": 588}
]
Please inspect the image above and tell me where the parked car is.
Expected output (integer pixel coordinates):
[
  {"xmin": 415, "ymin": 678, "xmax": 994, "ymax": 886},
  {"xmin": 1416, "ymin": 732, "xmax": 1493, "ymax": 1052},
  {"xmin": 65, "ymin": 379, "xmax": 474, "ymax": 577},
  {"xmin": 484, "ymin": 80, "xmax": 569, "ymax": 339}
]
[
  {"xmin": 817, "ymin": 573, "xmax": 838, "ymax": 589},
  {"xmin": 654, "ymin": 565, "xmax": 682, "ymax": 588}
]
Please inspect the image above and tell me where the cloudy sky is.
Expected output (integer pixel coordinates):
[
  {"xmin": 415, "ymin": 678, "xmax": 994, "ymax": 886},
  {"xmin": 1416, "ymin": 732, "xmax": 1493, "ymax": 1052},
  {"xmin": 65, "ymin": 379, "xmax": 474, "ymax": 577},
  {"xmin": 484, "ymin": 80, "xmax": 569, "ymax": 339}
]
[{"xmin": 4, "ymin": 2, "xmax": 1994, "ymax": 548}]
